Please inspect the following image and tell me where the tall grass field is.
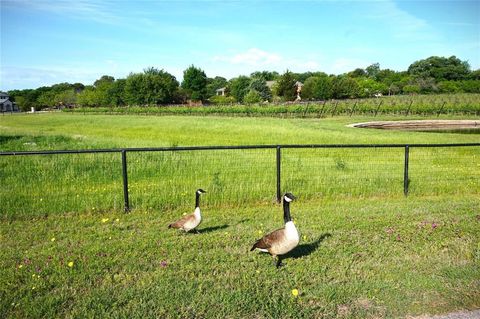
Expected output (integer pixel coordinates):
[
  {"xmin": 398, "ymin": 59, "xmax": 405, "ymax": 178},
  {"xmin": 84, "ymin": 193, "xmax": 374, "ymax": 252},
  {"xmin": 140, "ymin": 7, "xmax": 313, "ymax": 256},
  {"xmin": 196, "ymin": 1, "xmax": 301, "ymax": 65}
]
[{"xmin": 1, "ymin": 113, "xmax": 479, "ymax": 318}]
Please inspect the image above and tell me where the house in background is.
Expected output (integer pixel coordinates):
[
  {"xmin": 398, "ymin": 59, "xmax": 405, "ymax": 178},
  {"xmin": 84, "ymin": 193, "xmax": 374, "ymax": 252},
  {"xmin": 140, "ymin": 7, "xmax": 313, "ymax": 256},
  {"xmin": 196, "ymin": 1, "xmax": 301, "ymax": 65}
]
[
  {"xmin": 0, "ymin": 92, "xmax": 19, "ymax": 112},
  {"xmin": 216, "ymin": 87, "xmax": 227, "ymax": 96}
]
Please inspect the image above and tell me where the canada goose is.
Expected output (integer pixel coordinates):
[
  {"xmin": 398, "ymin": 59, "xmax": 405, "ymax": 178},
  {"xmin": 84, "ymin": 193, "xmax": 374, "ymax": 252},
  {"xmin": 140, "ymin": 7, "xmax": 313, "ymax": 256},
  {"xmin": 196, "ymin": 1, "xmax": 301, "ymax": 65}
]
[
  {"xmin": 168, "ymin": 189, "xmax": 206, "ymax": 233},
  {"xmin": 250, "ymin": 192, "xmax": 299, "ymax": 268}
]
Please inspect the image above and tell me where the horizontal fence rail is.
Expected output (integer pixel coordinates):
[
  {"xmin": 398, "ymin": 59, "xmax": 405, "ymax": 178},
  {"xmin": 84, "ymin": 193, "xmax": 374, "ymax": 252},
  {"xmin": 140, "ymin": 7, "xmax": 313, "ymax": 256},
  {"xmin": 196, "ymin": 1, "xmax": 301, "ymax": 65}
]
[{"xmin": 1, "ymin": 143, "xmax": 479, "ymax": 219}]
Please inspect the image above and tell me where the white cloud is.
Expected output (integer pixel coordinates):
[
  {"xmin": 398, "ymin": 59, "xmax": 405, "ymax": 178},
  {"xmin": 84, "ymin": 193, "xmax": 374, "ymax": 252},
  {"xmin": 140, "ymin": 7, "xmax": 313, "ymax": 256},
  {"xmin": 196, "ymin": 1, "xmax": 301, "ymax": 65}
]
[
  {"xmin": 212, "ymin": 48, "xmax": 320, "ymax": 73},
  {"xmin": 214, "ymin": 48, "xmax": 281, "ymax": 66}
]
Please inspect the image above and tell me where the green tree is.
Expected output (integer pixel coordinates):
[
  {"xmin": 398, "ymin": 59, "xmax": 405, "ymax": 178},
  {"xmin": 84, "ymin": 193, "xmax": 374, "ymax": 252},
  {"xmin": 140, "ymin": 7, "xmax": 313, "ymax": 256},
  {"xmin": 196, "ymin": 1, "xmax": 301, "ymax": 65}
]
[
  {"xmin": 403, "ymin": 84, "xmax": 420, "ymax": 94},
  {"xmin": 124, "ymin": 68, "xmax": 179, "ymax": 105},
  {"xmin": 366, "ymin": 63, "xmax": 381, "ymax": 80},
  {"xmin": 248, "ymin": 78, "xmax": 272, "ymax": 101},
  {"xmin": 243, "ymin": 90, "xmax": 263, "ymax": 104},
  {"xmin": 54, "ymin": 89, "xmax": 77, "ymax": 107},
  {"xmin": 250, "ymin": 71, "xmax": 279, "ymax": 81},
  {"xmin": 408, "ymin": 56, "xmax": 470, "ymax": 81},
  {"xmin": 181, "ymin": 65, "xmax": 208, "ymax": 101},
  {"xmin": 77, "ymin": 86, "xmax": 97, "ymax": 107},
  {"xmin": 331, "ymin": 76, "xmax": 360, "ymax": 99},
  {"xmin": 302, "ymin": 76, "xmax": 333, "ymax": 100},
  {"xmin": 206, "ymin": 76, "xmax": 228, "ymax": 98},
  {"xmin": 94, "ymin": 75, "xmax": 115, "ymax": 87},
  {"xmin": 275, "ymin": 70, "xmax": 296, "ymax": 101},
  {"xmin": 229, "ymin": 76, "xmax": 251, "ymax": 103},
  {"xmin": 348, "ymin": 68, "xmax": 366, "ymax": 78},
  {"xmin": 357, "ymin": 78, "xmax": 388, "ymax": 97}
]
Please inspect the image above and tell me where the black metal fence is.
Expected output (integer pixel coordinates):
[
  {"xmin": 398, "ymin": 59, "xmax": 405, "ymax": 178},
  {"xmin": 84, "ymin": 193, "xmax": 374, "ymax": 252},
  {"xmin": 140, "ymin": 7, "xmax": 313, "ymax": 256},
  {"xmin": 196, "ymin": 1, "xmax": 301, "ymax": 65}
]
[{"xmin": 1, "ymin": 143, "xmax": 479, "ymax": 218}]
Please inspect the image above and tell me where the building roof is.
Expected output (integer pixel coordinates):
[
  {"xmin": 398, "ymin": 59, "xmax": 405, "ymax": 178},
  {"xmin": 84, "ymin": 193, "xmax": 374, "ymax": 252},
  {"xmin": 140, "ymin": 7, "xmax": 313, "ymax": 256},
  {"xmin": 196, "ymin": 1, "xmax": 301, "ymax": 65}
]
[{"xmin": 0, "ymin": 98, "xmax": 11, "ymax": 104}]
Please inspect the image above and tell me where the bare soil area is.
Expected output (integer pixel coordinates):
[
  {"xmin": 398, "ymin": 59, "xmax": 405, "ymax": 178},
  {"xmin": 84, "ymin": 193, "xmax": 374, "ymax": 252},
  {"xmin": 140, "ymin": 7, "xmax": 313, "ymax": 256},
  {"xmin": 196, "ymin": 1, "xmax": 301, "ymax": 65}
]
[{"xmin": 349, "ymin": 120, "xmax": 480, "ymax": 130}]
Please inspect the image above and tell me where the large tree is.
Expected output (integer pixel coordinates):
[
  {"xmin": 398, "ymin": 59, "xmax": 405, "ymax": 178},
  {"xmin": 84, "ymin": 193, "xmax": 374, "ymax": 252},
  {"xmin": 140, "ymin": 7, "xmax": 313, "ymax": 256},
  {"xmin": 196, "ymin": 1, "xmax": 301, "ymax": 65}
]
[
  {"xmin": 408, "ymin": 56, "xmax": 470, "ymax": 81},
  {"xmin": 181, "ymin": 65, "xmax": 208, "ymax": 101},
  {"xmin": 248, "ymin": 78, "xmax": 272, "ymax": 101},
  {"xmin": 206, "ymin": 76, "xmax": 228, "ymax": 98},
  {"xmin": 229, "ymin": 76, "xmax": 251, "ymax": 103},
  {"xmin": 302, "ymin": 75, "xmax": 333, "ymax": 100},
  {"xmin": 275, "ymin": 70, "xmax": 296, "ymax": 101},
  {"xmin": 124, "ymin": 68, "xmax": 179, "ymax": 105}
]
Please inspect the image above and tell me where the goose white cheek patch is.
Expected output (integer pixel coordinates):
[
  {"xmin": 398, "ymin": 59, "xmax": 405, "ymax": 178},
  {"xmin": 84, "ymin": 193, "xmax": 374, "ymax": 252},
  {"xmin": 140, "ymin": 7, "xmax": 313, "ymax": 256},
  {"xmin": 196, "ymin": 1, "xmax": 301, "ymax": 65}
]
[{"xmin": 284, "ymin": 196, "xmax": 293, "ymax": 202}]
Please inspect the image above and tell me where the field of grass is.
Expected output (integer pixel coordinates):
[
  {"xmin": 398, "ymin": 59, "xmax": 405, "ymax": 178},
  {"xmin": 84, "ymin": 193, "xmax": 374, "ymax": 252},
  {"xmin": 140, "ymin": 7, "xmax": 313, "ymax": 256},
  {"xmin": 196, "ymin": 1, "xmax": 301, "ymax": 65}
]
[
  {"xmin": 1, "ymin": 113, "xmax": 479, "ymax": 317},
  {"xmin": 1, "ymin": 196, "xmax": 479, "ymax": 318}
]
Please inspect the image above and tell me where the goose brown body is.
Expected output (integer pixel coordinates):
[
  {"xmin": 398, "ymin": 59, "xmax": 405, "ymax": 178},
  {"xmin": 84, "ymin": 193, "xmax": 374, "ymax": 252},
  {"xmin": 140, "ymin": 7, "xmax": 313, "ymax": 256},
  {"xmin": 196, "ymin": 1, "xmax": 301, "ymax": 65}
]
[
  {"xmin": 168, "ymin": 189, "xmax": 205, "ymax": 232},
  {"xmin": 250, "ymin": 193, "xmax": 299, "ymax": 267},
  {"xmin": 168, "ymin": 207, "xmax": 201, "ymax": 232},
  {"xmin": 250, "ymin": 221, "xmax": 299, "ymax": 257}
]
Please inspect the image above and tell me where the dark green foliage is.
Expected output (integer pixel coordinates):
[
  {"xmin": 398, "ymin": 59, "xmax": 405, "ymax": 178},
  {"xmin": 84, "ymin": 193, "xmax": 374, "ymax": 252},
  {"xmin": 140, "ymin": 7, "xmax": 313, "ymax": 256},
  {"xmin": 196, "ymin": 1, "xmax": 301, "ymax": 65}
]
[
  {"xmin": 243, "ymin": 89, "xmax": 263, "ymax": 104},
  {"xmin": 248, "ymin": 78, "xmax": 272, "ymax": 101},
  {"xmin": 206, "ymin": 76, "xmax": 228, "ymax": 98},
  {"xmin": 124, "ymin": 68, "xmax": 179, "ymax": 105},
  {"xmin": 250, "ymin": 70, "xmax": 279, "ymax": 81},
  {"xmin": 275, "ymin": 70, "xmax": 297, "ymax": 101},
  {"xmin": 302, "ymin": 76, "xmax": 333, "ymax": 100},
  {"xmin": 181, "ymin": 65, "xmax": 208, "ymax": 101},
  {"xmin": 229, "ymin": 76, "xmax": 251, "ymax": 103},
  {"xmin": 208, "ymin": 95, "xmax": 236, "ymax": 105},
  {"xmin": 332, "ymin": 76, "xmax": 360, "ymax": 99},
  {"xmin": 408, "ymin": 56, "xmax": 470, "ymax": 81}
]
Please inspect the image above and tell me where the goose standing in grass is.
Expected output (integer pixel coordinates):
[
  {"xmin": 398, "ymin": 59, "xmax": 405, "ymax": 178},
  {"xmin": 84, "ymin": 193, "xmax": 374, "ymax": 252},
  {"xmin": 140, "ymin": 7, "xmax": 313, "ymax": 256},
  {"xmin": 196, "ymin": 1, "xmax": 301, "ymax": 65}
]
[
  {"xmin": 168, "ymin": 189, "xmax": 206, "ymax": 233},
  {"xmin": 250, "ymin": 192, "xmax": 299, "ymax": 268}
]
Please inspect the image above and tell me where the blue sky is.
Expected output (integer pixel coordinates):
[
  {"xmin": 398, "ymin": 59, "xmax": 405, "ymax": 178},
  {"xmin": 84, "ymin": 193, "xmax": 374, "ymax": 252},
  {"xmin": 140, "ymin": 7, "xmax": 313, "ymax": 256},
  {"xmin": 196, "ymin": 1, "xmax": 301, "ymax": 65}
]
[{"xmin": 1, "ymin": 0, "xmax": 479, "ymax": 90}]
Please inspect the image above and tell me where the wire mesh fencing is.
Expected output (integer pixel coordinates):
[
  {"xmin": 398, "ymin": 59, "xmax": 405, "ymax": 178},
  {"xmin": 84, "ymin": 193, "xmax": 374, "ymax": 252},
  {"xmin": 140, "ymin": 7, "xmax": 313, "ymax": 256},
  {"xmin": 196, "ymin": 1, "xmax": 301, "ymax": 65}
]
[{"xmin": 1, "ymin": 144, "xmax": 479, "ymax": 220}]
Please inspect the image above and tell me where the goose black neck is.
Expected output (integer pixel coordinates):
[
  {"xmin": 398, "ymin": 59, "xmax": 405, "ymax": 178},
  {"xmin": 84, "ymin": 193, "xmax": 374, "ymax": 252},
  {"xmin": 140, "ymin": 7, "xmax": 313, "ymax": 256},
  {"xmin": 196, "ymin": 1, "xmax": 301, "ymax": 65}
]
[
  {"xmin": 283, "ymin": 200, "xmax": 292, "ymax": 223},
  {"xmin": 195, "ymin": 192, "xmax": 201, "ymax": 208}
]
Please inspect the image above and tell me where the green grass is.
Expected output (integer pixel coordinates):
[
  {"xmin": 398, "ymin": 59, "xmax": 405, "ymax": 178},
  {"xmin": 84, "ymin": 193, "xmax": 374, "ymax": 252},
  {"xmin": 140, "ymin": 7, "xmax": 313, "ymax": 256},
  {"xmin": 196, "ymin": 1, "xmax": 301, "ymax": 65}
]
[
  {"xmin": 1, "ymin": 113, "xmax": 479, "ymax": 219},
  {"xmin": 1, "ymin": 196, "xmax": 479, "ymax": 318},
  {"xmin": 1, "ymin": 113, "xmax": 479, "ymax": 317}
]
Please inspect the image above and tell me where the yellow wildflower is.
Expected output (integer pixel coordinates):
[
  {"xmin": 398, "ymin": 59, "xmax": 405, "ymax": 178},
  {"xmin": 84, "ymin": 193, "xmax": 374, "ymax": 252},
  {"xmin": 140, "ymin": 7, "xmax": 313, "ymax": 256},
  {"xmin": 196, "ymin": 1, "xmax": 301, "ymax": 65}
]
[
  {"xmin": 67, "ymin": 261, "xmax": 74, "ymax": 268},
  {"xmin": 51, "ymin": 237, "xmax": 56, "ymax": 242},
  {"xmin": 291, "ymin": 289, "xmax": 299, "ymax": 297},
  {"xmin": 101, "ymin": 218, "xmax": 109, "ymax": 223},
  {"xmin": 115, "ymin": 218, "xmax": 119, "ymax": 222}
]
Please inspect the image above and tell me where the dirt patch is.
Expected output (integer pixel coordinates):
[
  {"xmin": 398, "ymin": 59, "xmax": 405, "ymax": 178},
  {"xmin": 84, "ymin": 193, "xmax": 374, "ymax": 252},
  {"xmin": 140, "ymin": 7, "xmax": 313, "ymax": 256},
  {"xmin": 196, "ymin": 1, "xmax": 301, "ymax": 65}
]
[{"xmin": 349, "ymin": 120, "xmax": 480, "ymax": 131}]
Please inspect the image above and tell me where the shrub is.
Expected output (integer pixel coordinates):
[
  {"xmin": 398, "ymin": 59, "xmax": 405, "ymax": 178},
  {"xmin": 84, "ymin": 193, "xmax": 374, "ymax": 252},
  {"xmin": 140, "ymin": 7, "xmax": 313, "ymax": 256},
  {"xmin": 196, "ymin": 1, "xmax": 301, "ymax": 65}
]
[
  {"xmin": 243, "ymin": 90, "xmax": 263, "ymax": 104},
  {"xmin": 208, "ymin": 95, "xmax": 236, "ymax": 105}
]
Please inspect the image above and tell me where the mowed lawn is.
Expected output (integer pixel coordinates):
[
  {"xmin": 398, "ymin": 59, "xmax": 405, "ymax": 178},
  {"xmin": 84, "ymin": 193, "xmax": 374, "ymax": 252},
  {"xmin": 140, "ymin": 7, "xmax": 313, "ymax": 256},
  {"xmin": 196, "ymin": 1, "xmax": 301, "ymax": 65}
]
[
  {"xmin": 1, "ymin": 196, "xmax": 479, "ymax": 318},
  {"xmin": 1, "ymin": 113, "xmax": 479, "ymax": 318}
]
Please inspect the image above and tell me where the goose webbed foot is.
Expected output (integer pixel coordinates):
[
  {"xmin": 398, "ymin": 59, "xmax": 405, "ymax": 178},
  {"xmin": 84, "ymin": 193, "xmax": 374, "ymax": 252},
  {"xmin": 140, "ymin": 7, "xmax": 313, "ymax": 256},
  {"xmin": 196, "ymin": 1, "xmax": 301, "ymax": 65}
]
[{"xmin": 275, "ymin": 257, "xmax": 284, "ymax": 268}]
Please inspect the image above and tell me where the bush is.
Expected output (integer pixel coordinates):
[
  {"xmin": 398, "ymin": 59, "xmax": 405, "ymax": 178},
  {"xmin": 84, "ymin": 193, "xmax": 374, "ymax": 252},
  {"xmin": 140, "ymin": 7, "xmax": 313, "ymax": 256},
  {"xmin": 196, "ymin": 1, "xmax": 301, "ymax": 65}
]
[
  {"xmin": 208, "ymin": 95, "xmax": 236, "ymax": 105},
  {"xmin": 243, "ymin": 90, "xmax": 263, "ymax": 104}
]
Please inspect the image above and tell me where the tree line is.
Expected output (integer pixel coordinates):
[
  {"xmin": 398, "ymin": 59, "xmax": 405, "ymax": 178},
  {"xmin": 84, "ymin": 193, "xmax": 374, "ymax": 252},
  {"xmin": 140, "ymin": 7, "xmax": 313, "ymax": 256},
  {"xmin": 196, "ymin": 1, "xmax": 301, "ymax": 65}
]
[{"xmin": 7, "ymin": 55, "xmax": 480, "ymax": 111}]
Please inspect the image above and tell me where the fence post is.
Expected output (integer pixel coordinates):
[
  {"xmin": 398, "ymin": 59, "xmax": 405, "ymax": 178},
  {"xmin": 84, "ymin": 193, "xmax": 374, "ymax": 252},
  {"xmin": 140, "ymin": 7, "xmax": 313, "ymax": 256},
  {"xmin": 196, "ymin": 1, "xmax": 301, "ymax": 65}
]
[
  {"xmin": 437, "ymin": 101, "xmax": 446, "ymax": 117},
  {"xmin": 121, "ymin": 150, "xmax": 130, "ymax": 212},
  {"xmin": 276, "ymin": 146, "xmax": 281, "ymax": 203},
  {"xmin": 403, "ymin": 145, "xmax": 409, "ymax": 196},
  {"xmin": 349, "ymin": 101, "xmax": 357, "ymax": 117},
  {"xmin": 374, "ymin": 101, "xmax": 383, "ymax": 117}
]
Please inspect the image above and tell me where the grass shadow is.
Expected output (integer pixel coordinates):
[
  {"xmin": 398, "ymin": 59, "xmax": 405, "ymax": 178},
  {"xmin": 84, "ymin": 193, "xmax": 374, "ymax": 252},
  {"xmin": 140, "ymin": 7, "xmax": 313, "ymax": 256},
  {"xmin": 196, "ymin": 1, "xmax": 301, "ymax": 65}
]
[
  {"xmin": 198, "ymin": 224, "xmax": 229, "ymax": 234},
  {"xmin": 284, "ymin": 233, "xmax": 332, "ymax": 259}
]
